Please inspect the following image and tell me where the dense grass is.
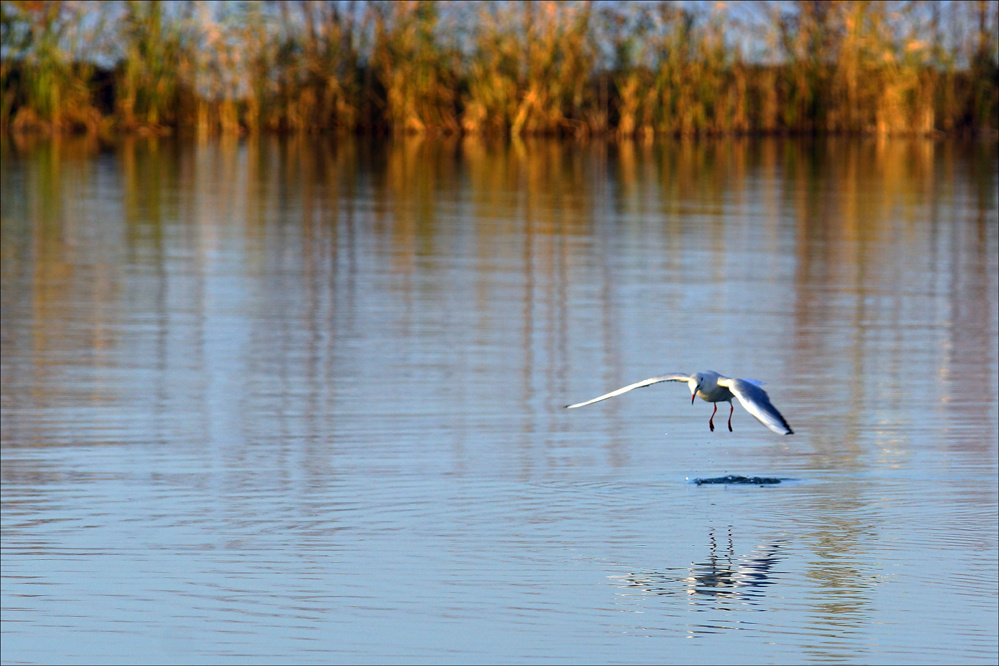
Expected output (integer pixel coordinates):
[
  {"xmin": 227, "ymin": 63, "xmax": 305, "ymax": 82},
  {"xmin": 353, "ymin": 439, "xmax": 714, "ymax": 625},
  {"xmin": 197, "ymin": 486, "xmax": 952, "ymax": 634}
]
[{"xmin": 2, "ymin": 1, "xmax": 996, "ymax": 137}]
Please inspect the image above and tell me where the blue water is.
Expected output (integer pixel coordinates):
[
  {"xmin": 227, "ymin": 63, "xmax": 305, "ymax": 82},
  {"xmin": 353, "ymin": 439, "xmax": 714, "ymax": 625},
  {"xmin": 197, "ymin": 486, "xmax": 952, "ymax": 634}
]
[{"xmin": 2, "ymin": 136, "xmax": 997, "ymax": 664}]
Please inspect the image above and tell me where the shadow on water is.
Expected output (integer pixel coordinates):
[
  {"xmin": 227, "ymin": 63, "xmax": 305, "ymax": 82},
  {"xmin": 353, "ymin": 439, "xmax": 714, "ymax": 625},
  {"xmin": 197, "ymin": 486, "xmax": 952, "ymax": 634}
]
[{"xmin": 690, "ymin": 474, "xmax": 789, "ymax": 486}]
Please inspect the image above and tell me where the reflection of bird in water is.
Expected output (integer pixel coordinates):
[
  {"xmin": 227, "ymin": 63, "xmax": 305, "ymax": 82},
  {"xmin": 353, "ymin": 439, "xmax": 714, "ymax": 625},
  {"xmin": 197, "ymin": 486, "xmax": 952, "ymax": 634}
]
[
  {"xmin": 686, "ymin": 529, "xmax": 783, "ymax": 602},
  {"xmin": 565, "ymin": 371, "xmax": 794, "ymax": 435},
  {"xmin": 614, "ymin": 529, "xmax": 785, "ymax": 605}
]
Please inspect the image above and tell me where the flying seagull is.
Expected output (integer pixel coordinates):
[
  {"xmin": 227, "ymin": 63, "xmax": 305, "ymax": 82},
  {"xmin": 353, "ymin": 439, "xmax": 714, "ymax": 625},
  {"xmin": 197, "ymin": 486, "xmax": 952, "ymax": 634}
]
[{"xmin": 565, "ymin": 371, "xmax": 794, "ymax": 435}]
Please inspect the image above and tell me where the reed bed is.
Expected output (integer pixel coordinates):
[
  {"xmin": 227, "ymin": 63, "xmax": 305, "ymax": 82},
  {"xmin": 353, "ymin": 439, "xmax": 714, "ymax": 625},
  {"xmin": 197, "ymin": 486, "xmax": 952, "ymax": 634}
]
[{"xmin": 1, "ymin": 1, "xmax": 996, "ymax": 137}]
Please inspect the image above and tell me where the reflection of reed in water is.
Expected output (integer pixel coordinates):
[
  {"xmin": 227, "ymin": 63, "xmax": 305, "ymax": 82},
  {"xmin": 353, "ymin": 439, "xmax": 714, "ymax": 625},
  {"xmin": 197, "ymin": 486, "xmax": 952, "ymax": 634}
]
[{"xmin": 614, "ymin": 528, "xmax": 785, "ymax": 606}]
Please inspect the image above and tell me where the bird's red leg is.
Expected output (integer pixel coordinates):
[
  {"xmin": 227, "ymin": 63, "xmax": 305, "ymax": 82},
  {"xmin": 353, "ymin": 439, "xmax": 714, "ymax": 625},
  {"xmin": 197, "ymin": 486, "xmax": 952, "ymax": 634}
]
[
  {"xmin": 709, "ymin": 403, "xmax": 718, "ymax": 432},
  {"xmin": 727, "ymin": 402, "xmax": 734, "ymax": 432}
]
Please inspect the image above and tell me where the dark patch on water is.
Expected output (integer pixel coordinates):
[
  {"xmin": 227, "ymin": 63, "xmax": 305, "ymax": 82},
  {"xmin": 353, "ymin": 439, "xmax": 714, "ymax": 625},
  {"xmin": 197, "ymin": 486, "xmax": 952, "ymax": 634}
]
[{"xmin": 691, "ymin": 475, "xmax": 785, "ymax": 486}]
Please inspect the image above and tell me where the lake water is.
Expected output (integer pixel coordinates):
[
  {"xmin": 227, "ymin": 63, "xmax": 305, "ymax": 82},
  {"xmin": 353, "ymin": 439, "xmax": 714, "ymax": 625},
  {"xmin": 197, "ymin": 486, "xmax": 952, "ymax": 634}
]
[{"xmin": 2, "ymin": 135, "xmax": 997, "ymax": 664}]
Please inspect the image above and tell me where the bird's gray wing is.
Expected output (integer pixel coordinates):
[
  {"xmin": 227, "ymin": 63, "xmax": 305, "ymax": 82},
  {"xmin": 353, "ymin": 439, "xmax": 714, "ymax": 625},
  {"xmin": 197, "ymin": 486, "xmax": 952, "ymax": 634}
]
[
  {"xmin": 726, "ymin": 379, "xmax": 794, "ymax": 435},
  {"xmin": 564, "ymin": 374, "xmax": 691, "ymax": 409}
]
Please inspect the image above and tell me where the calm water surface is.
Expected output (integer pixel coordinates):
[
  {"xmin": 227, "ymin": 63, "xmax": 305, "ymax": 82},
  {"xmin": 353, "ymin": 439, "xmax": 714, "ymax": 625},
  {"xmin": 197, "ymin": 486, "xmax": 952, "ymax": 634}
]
[{"xmin": 2, "ymin": 136, "xmax": 997, "ymax": 664}]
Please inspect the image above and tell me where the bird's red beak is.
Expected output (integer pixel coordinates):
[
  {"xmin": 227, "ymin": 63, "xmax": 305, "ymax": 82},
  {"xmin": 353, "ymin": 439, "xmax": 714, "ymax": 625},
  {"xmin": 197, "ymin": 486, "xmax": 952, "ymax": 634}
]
[{"xmin": 691, "ymin": 390, "xmax": 697, "ymax": 404}]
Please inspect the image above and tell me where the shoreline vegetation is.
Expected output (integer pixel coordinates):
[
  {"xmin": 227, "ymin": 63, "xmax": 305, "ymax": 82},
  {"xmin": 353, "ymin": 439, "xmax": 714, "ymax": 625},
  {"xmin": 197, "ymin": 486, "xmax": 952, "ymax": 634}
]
[{"xmin": 1, "ymin": 1, "xmax": 997, "ymax": 139}]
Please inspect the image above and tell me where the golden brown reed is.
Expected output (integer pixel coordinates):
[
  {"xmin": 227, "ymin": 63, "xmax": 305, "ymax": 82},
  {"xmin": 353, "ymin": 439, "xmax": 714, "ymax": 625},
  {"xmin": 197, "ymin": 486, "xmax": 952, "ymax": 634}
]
[{"xmin": 1, "ymin": 1, "xmax": 995, "ymax": 137}]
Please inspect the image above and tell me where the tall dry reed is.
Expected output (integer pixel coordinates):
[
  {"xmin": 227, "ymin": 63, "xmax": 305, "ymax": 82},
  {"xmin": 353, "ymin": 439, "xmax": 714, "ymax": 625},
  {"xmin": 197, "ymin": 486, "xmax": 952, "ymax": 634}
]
[{"xmin": 1, "ymin": 0, "xmax": 995, "ymax": 136}]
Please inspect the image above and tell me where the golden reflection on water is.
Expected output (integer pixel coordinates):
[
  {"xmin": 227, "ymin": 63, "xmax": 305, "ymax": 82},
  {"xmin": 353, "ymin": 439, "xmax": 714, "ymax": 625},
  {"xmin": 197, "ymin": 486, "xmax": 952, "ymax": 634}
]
[{"xmin": 3, "ymin": 133, "xmax": 996, "ymax": 445}]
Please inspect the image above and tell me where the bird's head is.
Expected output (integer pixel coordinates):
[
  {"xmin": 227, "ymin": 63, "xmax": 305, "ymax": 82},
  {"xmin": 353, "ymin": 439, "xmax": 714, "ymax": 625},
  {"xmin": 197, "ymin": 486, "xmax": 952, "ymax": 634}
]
[{"xmin": 689, "ymin": 373, "xmax": 703, "ymax": 403}]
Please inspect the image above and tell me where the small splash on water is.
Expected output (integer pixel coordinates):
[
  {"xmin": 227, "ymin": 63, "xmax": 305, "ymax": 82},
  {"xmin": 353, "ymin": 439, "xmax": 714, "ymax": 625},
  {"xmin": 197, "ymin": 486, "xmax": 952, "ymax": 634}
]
[{"xmin": 691, "ymin": 475, "xmax": 784, "ymax": 486}]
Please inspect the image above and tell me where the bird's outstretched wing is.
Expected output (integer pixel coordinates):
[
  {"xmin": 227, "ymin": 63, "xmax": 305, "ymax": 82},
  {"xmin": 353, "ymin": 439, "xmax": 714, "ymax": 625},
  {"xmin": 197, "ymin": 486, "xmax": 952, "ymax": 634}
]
[
  {"xmin": 724, "ymin": 378, "xmax": 794, "ymax": 435},
  {"xmin": 564, "ymin": 374, "xmax": 691, "ymax": 409}
]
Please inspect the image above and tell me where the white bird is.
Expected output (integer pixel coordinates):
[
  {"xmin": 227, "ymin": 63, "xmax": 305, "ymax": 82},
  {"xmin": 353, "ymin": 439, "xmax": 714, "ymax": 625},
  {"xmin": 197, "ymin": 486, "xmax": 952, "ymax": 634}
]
[{"xmin": 565, "ymin": 371, "xmax": 794, "ymax": 435}]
